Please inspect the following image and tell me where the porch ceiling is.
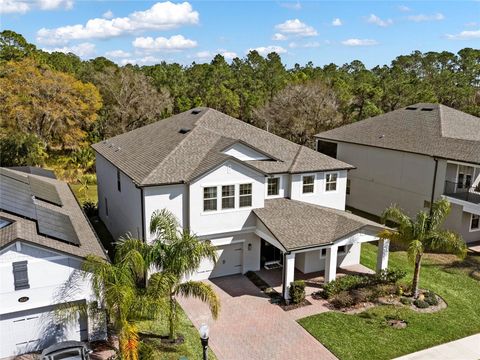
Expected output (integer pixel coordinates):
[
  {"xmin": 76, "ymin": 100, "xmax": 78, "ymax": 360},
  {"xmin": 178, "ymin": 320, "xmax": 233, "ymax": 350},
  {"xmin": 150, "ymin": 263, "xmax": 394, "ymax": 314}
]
[{"xmin": 254, "ymin": 199, "xmax": 386, "ymax": 252}]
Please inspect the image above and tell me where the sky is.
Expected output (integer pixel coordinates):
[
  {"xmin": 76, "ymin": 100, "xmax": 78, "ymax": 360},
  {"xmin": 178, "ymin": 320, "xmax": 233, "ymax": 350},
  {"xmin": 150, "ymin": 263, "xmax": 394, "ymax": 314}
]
[{"xmin": 1, "ymin": 0, "xmax": 479, "ymax": 68}]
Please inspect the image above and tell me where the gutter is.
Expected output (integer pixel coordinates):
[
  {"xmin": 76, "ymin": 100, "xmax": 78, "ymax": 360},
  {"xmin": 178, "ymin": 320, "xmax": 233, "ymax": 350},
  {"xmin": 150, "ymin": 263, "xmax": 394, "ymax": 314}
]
[{"xmin": 430, "ymin": 158, "xmax": 439, "ymax": 215}]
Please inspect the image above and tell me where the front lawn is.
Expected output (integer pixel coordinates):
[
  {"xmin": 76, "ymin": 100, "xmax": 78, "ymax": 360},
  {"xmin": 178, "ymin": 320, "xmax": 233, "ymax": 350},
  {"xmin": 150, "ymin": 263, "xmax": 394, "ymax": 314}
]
[
  {"xmin": 136, "ymin": 306, "xmax": 217, "ymax": 360},
  {"xmin": 70, "ymin": 183, "xmax": 98, "ymax": 204},
  {"xmin": 298, "ymin": 243, "xmax": 480, "ymax": 360}
]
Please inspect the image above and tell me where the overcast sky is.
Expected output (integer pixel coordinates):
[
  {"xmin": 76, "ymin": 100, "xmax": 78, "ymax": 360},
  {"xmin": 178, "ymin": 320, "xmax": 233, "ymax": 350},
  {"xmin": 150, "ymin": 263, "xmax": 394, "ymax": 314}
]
[{"xmin": 1, "ymin": 0, "xmax": 479, "ymax": 67}]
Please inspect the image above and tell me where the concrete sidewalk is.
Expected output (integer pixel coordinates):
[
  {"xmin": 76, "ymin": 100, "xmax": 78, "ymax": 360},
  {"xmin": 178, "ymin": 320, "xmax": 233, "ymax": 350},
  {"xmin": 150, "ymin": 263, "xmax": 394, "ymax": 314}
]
[{"xmin": 394, "ymin": 334, "xmax": 480, "ymax": 360}]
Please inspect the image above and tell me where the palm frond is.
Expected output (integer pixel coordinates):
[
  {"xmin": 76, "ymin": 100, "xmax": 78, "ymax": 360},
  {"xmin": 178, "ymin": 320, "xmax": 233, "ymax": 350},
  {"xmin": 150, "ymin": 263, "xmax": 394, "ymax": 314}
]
[
  {"xmin": 115, "ymin": 235, "xmax": 149, "ymax": 281},
  {"xmin": 150, "ymin": 209, "xmax": 179, "ymax": 240},
  {"xmin": 429, "ymin": 198, "xmax": 452, "ymax": 229},
  {"xmin": 381, "ymin": 205, "xmax": 411, "ymax": 228},
  {"xmin": 377, "ymin": 229, "xmax": 410, "ymax": 247},
  {"xmin": 424, "ymin": 230, "xmax": 467, "ymax": 258},
  {"xmin": 147, "ymin": 272, "xmax": 177, "ymax": 298},
  {"xmin": 407, "ymin": 239, "xmax": 423, "ymax": 263},
  {"xmin": 175, "ymin": 281, "xmax": 220, "ymax": 319}
]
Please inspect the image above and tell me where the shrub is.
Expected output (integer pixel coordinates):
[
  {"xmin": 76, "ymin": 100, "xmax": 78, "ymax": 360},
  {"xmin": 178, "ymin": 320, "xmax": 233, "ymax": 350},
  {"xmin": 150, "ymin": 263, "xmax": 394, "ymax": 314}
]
[
  {"xmin": 83, "ymin": 201, "xmax": 98, "ymax": 217},
  {"xmin": 289, "ymin": 280, "xmax": 306, "ymax": 304},
  {"xmin": 81, "ymin": 173, "xmax": 97, "ymax": 185},
  {"xmin": 373, "ymin": 269, "xmax": 407, "ymax": 284},
  {"xmin": 400, "ymin": 297, "xmax": 413, "ymax": 305},
  {"xmin": 424, "ymin": 291, "xmax": 438, "ymax": 306},
  {"xmin": 331, "ymin": 291, "xmax": 355, "ymax": 309},
  {"xmin": 413, "ymin": 299, "xmax": 430, "ymax": 309}
]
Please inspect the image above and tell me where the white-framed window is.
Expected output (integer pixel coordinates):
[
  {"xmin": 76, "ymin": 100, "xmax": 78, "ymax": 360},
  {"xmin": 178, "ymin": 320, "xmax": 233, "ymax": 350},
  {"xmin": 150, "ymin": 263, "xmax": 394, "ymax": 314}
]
[
  {"xmin": 302, "ymin": 175, "xmax": 315, "ymax": 194},
  {"xmin": 471, "ymin": 213, "xmax": 480, "ymax": 231},
  {"xmin": 325, "ymin": 172, "xmax": 338, "ymax": 192},
  {"xmin": 267, "ymin": 177, "xmax": 280, "ymax": 196},
  {"xmin": 203, "ymin": 186, "xmax": 217, "ymax": 212},
  {"xmin": 239, "ymin": 183, "xmax": 252, "ymax": 207},
  {"xmin": 221, "ymin": 185, "xmax": 235, "ymax": 209}
]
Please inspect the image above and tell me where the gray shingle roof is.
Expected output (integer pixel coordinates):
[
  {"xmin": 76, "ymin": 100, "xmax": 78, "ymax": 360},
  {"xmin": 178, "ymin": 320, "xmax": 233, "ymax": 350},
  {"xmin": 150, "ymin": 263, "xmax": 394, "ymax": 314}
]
[
  {"xmin": 254, "ymin": 198, "xmax": 385, "ymax": 251},
  {"xmin": 0, "ymin": 168, "xmax": 107, "ymax": 260},
  {"xmin": 92, "ymin": 108, "xmax": 354, "ymax": 186},
  {"xmin": 316, "ymin": 103, "xmax": 480, "ymax": 165}
]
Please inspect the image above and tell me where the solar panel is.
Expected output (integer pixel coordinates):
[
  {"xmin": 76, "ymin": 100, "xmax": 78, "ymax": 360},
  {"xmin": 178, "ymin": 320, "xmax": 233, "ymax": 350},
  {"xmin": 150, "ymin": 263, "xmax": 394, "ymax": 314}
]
[
  {"xmin": 36, "ymin": 206, "xmax": 80, "ymax": 245},
  {"xmin": 0, "ymin": 168, "xmax": 80, "ymax": 246},
  {"xmin": 29, "ymin": 176, "xmax": 63, "ymax": 206}
]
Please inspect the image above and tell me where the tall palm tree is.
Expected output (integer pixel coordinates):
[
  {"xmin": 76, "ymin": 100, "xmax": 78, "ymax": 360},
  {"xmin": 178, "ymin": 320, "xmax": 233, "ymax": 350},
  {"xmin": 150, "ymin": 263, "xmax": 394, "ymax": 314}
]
[
  {"xmin": 379, "ymin": 198, "xmax": 467, "ymax": 298},
  {"xmin": 81, "ymin": 254, "xmax": 163, "ymax": 360},
  {"xmin": 148, "ymin": 209, "xmax": 220, "ymax": 340}
]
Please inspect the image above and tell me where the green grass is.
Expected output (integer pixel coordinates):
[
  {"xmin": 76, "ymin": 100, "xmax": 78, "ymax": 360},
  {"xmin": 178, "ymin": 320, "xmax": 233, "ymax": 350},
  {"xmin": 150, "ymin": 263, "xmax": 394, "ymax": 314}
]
[
  {"xmin": 70, "ymin": 183, "xmax": 98, "ymax": 204},
  {"xmin": 298, "ymin": 243, "xmax": 480, "ymax": 360},
  {"xmin": 136, "ymin": 306, "xmax": 217, "ymax": 360}
]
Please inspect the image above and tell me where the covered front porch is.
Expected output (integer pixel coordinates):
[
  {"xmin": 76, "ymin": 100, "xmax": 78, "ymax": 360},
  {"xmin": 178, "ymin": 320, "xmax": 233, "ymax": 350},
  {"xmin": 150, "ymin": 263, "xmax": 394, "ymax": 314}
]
[{"xmin": 253, "ymin": 198, "xmax": 390, "ymax": 301}]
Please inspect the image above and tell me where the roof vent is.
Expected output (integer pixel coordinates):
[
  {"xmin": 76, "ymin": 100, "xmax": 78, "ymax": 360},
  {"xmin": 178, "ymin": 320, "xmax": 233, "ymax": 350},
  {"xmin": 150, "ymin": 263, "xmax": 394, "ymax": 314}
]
[
  {"xmin": 421, "ymin": 108, "xmax": 433, "ymax": 111},
  {"xmin": 379, "ymin": 134, "xmax": 385, "ymax": 139},
  {"xmin": 405, "ymin": 106, "xmax": 417, "ymax": 110},
  {"xmin": 191, "ymin": 109, "xmax": 202, "ymax": 115},
  {"xmin": 179, "ymin": 128, "xmax": 191, "ymax": 134}
]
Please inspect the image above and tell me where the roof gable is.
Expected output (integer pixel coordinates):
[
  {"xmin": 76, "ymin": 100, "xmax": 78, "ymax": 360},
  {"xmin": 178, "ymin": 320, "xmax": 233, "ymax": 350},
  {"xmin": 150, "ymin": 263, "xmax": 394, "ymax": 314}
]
[{"xmin": 93, "ymin": 107, "xmax": 354, "ymax": 186}]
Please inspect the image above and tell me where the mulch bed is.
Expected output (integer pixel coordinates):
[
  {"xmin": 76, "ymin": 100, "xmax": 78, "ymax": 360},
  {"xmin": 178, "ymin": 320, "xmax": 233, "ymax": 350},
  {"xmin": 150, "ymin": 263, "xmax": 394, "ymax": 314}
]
[{"xmin": 279, "ymin": 298, "xmax": 312, "ymax": 311}]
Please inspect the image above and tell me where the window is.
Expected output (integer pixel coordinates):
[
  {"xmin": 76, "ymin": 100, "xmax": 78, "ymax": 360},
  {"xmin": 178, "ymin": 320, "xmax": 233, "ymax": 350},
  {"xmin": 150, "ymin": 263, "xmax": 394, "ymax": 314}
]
[
  {"xmin": 239, "ymin": 184, "xmax": 252, "ymax": 207},
  {"xmin": 320, "ymin": 248, "xmax": 327, "ymax": 257},
  {"xmin": 338, "ymin": 245, "xmax": 347, "ymax": 254},
  {"xmin": 203, "ymin": 187, "xmax": 217, "ymax": 212},
  {"xmin": 105, "ymin": 197, "xmax": 108, "ymax": 217},
  {"xmin": 317, "ymin": 140, "xmax": 337, "ymax": 158},
  {"xmin": 471, "ymin": 214, "xmax": 480, "ymax": 231},
  {"xmin": 221, "ymin": 185, "xmax": 235, "ymax": 209},
  {"xmin": 117, "ymin": 169, "xmax": 121, "ymax": 192},
  {"xmin": 302, "ymin": 175, "xmax": 315, "ymax": 194},
  {"xmin": 13, "ymin": 261, "xmax": 29, "ymax": 290},
  {"xmin": 325, "ymin": 173, "xmax": 338, "ymax": 192},
  {"xmin": 346, "ymin": 179, "xmax": 351, "ymax": 195},
  {"xmin": 267, "ymin": 177, "xmax": 280, "ymax": 196}
]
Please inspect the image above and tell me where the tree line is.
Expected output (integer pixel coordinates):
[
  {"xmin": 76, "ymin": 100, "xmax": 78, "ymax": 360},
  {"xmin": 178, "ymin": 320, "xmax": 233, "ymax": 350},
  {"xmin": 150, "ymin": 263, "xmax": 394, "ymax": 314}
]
[{"xmin": 1, "ymin": 30, "xmax": 479, "ymax": 166}]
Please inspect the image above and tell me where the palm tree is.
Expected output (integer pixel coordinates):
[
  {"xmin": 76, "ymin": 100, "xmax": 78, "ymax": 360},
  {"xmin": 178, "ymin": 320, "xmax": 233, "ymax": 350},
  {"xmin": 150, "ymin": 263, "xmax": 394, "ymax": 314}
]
[
  {"xmin": 379, "ymin": 198, "xmax": 467, "ymax": 298},
  {"xmin": 81, "ymin": 254, "xmax": 163, "ymax": 360},
  {"xmin": 147, "ymin": 209, "xmax": 220, "ymax": 340}
]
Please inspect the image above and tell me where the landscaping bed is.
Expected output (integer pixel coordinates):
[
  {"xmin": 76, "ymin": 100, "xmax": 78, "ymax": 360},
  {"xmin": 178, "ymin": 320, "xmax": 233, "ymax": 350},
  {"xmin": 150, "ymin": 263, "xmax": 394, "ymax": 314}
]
[{"xmin": 298, "ymin": 243, "xmax": 480, "ymax": 360}]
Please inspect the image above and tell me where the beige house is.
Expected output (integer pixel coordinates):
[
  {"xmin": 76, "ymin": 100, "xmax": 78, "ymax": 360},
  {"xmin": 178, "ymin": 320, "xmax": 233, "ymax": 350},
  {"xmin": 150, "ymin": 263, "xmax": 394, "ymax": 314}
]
[{"xmin": 316, "ymin": 103, "xmax": 480, "ymax": 244}]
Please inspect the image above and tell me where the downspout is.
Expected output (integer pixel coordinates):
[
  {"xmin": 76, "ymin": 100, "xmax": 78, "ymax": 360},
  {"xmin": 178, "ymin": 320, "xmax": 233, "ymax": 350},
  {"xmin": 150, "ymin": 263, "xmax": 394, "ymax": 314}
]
[
  {"xmin": 185, "ymin": 183, "xmax": 190, "ymax": 231},
  {"xmin": 140, "ymin": 187, "xmax": 146, "ymax": 242},
  {"xmin": 430, "ymin": 158, "xmax": 439, "ymax": 216}
]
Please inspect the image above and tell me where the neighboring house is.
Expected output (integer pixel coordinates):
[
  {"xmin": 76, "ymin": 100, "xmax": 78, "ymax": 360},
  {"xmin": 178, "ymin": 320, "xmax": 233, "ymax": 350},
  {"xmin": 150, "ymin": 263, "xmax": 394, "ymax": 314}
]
[
  {"xmin": 315, "ymin": 103, "xmax": 480, "ymax": 244},
  {"xmin": 0, "ymin": 168, "xmax": 107, "ymax": 359},
  {"xmin": 92, "ymin": 107, "xmax": 388, "ymax": 300}
]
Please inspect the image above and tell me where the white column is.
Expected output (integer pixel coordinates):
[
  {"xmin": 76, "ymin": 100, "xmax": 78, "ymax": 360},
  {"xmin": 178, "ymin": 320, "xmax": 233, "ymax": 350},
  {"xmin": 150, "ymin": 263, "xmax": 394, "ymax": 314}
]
[
  {"xmin": 283, "ymin": 252, "xmax": 296, "ymax": 300},
  {"xmin": 324, "ymin": 246, "xmax": 338, "ymax": 283},
  {"xmin": 376, "ymin": 239, "xmax": 390, "ymax": 273}
]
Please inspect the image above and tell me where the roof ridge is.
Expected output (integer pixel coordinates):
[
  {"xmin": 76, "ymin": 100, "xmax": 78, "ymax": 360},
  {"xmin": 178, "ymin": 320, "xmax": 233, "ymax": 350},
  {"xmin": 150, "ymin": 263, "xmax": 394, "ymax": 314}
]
[{"xmin": 141, "ymin": 109, "xmax": 212, "ymax": 185}]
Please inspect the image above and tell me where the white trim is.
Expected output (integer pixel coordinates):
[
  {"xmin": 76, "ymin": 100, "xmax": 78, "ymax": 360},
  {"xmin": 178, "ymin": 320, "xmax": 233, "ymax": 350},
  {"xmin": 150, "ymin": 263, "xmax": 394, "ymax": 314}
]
[
  {"xmin": 201, "ymin": 182, "xmax": 253, "ymax": 215},
  {"xmin": 470, "ymin": 213, "xmax": 480, "ymax": 232},
  {"xmin": 301, "ymin": 173, "xmax": 316, "ymax": 195},
  {"xmin": 324, "ymin": 171, "xmax": 339, "ymax": 193},
  {"xmin": 447, "ymin": 160, "xmax": 480, "ymax": 169},
  {"xmin": 197, "ymin": 226, "xmax": 257, "ymax": 240}
]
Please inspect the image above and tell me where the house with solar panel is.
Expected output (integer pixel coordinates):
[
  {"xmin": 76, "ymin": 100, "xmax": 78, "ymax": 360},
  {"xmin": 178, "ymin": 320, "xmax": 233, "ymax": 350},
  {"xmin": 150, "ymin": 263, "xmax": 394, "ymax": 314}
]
[
  {"xmin": 316, "ymin": 103, "xmax": 480, "ymax": 244},
  {"xmin": 92, "ymin": 107, "xmax": 389, "ymax": 302},
  {"xmin": 0, "ymin": 168, "xmax": 107, "ymax": 358}
]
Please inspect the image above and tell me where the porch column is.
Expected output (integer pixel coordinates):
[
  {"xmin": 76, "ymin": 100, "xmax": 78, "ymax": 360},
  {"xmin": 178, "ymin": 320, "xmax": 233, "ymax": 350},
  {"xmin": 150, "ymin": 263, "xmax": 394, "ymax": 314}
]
[
  {"xmin": 324, "ymin": 246, "xmax": 338, "ymax": 283},
  {"xmin": 376, "ymin": 238, "xmax": 390, "ymax": 273},
  {"xmin": 282, "ymin": 252, "xmax": 295, "ymax": 300}
]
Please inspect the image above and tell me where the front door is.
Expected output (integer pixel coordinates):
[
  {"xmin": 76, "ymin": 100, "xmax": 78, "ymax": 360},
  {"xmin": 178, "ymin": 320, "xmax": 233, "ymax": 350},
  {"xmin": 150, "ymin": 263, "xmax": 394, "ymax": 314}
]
[{"xmin": 260, "ymin": 239, "xmax": 283, "ymax": 269}]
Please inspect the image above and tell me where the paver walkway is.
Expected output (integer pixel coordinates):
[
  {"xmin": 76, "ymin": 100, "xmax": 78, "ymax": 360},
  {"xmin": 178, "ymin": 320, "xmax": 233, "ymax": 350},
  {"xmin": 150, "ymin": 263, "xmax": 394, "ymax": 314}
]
[
  {"xmin": 394, "ymin": 333, "xmax": 480, "ymax": 360},
  {"xmin": 178, "ymin": 275, "xmax": 337, "ymax": 360}
]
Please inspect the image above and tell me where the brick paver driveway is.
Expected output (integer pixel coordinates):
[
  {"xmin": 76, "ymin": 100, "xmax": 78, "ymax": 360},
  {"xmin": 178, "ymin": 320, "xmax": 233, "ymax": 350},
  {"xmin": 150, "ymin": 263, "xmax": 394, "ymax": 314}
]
[{"xmin": 177, "ymin": 275, "xmax": 337, "ymax": 360}]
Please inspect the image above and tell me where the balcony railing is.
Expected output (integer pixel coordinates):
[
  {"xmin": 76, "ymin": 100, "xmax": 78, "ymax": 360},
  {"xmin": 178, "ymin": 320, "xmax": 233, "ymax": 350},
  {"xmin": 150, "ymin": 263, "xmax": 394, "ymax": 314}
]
[{"xmin": 444, "ymin": 181, "xmax": 480, "ymax": 204}]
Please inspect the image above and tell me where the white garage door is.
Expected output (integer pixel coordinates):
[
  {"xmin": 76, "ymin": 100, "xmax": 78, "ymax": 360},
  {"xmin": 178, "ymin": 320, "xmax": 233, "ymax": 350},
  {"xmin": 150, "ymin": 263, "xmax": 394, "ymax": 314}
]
[
  {"xmin": 195, "ymin": 243, "xmax": 243, "ymax": 280},
  {"xmin": 0, "ymin": 306, "xmax": 86, "ymax": 358}
]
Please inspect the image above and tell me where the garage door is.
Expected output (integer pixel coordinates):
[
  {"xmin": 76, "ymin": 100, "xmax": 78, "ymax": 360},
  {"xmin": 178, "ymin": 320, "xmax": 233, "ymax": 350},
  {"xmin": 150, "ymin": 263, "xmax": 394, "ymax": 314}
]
[
  {"xmin": 195, "ymin": 243, "xmax": 243, "ymax": 280},
  {"xmin": 0, "ymin": 305, "xmax": 86, "ymax": 358}
]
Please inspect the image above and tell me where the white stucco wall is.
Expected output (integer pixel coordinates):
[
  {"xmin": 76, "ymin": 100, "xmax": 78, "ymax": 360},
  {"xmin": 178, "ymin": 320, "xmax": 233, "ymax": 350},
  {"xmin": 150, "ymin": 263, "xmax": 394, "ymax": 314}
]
[
  {"xmin": 443, "ymin": 203, "xmax": 480, "ymax": 244},
  {"xmin": 290, "ymin": 170, "xmax": 348, "ymax": 210},
  {"xmin": 0, "ymin": 242, "xmax": 104, "ymax": 358},
  {"xmin": 144, "ymin": 184, "xmax": 188, "ymax": 242},
  {"xmin": 189, "ymin": 161, "xmax": 265, "ymax": 236},
  {"xmin": 294, "ymin": 243, "xmax": 361, "ymax": 273},
  {"xmin": 95, "ymin": 154, "xmax": 142, "ymax": 242},
  {"xmin": 335, "ymin": 142, "xmax": 447, "ymax": 217}
]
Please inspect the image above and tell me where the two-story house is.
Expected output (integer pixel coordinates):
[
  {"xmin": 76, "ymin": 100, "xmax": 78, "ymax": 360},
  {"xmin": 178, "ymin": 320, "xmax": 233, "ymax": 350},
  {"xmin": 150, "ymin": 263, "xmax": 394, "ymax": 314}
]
[
  {"xmin": 316, "ymin": 103, "xmax": 480, "ymax": 244},
  {"xmin": 93, "ymin": 107, "xmax": 388, "ymax": 300},
  {"xmin": 0, "ymin": 168, "xmax": 107, "ymax": 358}
]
